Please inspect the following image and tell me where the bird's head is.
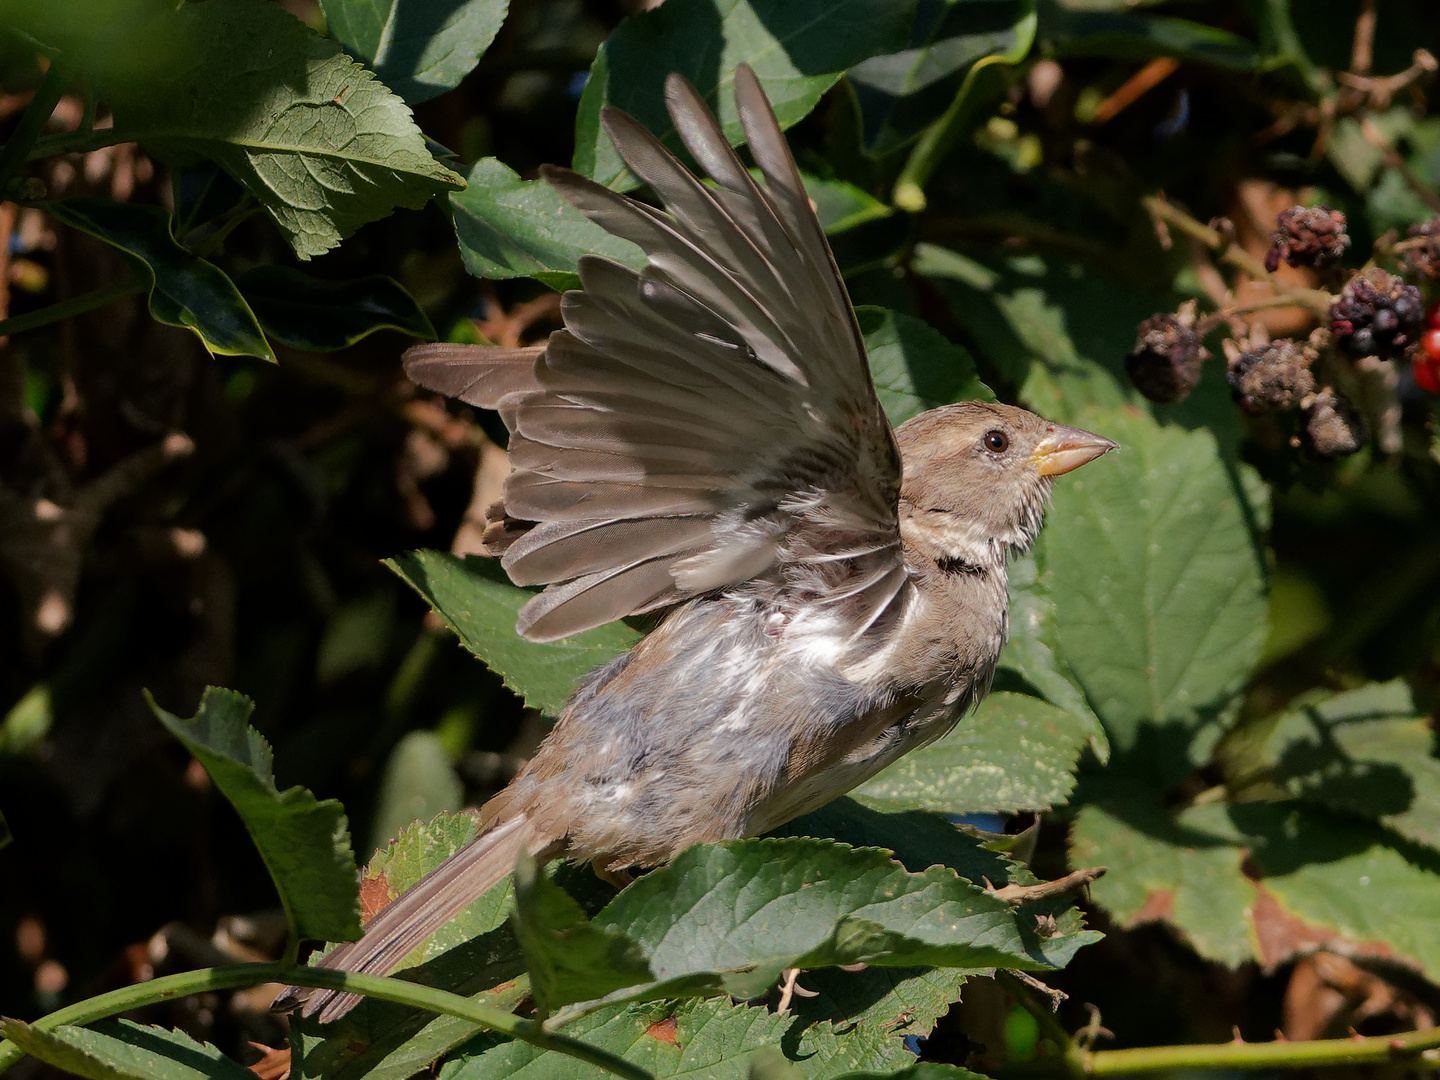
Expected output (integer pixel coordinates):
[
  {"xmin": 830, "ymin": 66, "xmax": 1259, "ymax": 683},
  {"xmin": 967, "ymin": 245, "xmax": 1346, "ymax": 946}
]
[{"xmin": 894, "ymin": 401, "xmax": 1115, "ymax": 568}]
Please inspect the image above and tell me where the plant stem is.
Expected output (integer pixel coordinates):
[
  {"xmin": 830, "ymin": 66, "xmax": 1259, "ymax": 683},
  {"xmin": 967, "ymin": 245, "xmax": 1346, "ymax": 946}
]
[
  {"xmin": 1140, "ymin": 195, "xmax": 1333, "ymax": 318},
  {"xmin": 26, "ymin": 126, "xmax": 128, "ymax": 161},
  {"xmin": 0, "ymin": 279, "xmax": 146, "ymax": 338},
  {"xmin": 0, "ymin": 963, "xmax": 655, "ymax": 1080},
  {"xmin": 0, "ymin": 56, "xmax": 75, "ymax": 196},
  {"xmin": 997, "ymin": 972, "xmax": 1087, "ymax": 1080}
]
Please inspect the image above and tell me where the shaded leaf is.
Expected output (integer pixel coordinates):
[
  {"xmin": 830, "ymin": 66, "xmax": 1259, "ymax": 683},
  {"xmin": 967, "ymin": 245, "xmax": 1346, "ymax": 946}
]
[
  {"xmin": 848, "ymin": 0, "xmax": 1035, "ymax": 156},
  {"xmin": 511, "ymin": 850, "xmax": 653, "ymax": 1014},
  {"xmin": 44, "ymin": 198, "xmax": 273, "ymax": 361},
  {"xmin": 321, "ymin": 0, "xmax": 508, "ymax": 104},
  {"xmin": 0, "ymin": 1019, "xmax": 252, "ymax": 1080},
  {"xmin": 369, "ymin": 730, "xmax": 464, "ymax": 856},
  {"xmin": 237, "ymin": 267, "xmax": 435, "ymax": 350},
  {"xmin": 1040, "ymin": 406, "xmax": 1268, "ymax": 778},
  {"xmin": 574, "ymin": 0, "xmax": 916, "ymax": 189},
  {"xmin": 45, "ymin": 0, "xmax": 465, "ymax": 258},
  {"xmin": 1036, "ymin": 0, "xmax": 1260, "ymax": 71},
  {"xmin": 147, "ymin": 687, "xmax": 361, "ymax": 942},
  {"xmin": 858, "ymin": 306, "xmax": 993, "ymax": 428},
  {"xmin": 385, "ymin": 550, "xmax": 639, "ymax": 715},
  {"xmin": 0, "ymin": 808, "xmax": 9, "ymax": 851},
  {"xmin": 449, "ymin": 157, "xmax": 643, "ymax": 290},
  {"xmin": 854, "ymin": 691, "xmax": 1094, "ymax": 815}
]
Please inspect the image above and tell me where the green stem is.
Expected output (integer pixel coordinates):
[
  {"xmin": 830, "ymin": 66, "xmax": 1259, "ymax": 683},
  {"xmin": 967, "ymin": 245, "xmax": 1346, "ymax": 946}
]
[
  {"xmin": 0, "ymin": 57, "xmax": 76, "ymax": 195},
  {"xmin": 26, "ymin": 126, "xmax": 127, "ymax": 161},
  {"xmin": 0, "ymin": 963, "xmax": 654, "ymax": 1080},
  {"xmin": 0, "ymin": 279, "xmax": 146, "ymax": 338},
  {"xmin": 996, "ymin": 972, "xmax": 1087, "ymax": 1080}
]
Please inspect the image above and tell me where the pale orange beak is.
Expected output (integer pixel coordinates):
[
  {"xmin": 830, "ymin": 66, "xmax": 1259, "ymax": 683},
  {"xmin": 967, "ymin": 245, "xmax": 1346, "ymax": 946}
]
[{"xmin": 1030, "ymin": 424, "xmax": 1118, "ymax": 477}]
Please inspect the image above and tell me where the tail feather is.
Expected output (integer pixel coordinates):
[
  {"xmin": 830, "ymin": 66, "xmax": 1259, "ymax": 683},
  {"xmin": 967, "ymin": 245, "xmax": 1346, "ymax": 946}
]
[{"xmin": 273, "ymin": 814, "xmax": 549, "ymax": 1024}]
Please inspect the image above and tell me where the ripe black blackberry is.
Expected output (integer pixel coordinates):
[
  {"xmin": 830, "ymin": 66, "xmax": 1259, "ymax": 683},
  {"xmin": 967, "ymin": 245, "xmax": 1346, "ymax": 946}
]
[
  {"xmin": 1126, "ymin": 313, "xmax": 1208, "ymax": 403},
  {"xmin": 1228, "ymin": 339, "xmax": 1317, "ymax": 413},
  {"xmin": 1265, "ymin": 205, "xmax": 1350, "ymax": 272},
  {"xmin": 1330, "ymin": 268, "xmax": 1423, "ymax": 359}
]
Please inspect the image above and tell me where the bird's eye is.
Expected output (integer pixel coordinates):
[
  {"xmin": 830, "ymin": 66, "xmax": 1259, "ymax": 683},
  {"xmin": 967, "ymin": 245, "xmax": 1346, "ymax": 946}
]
[{"xmin": 982, "ymin": 429, "xmax": 1010, "ymax": 453}]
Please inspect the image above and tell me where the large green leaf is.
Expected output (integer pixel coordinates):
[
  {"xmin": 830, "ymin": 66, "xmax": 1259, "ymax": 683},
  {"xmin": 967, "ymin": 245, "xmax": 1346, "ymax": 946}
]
[
  {"xmin": 848, "ymin": 0, "xmax": 1035, "ymax": 156},
  {"xmin": 385, "ymin": 550, "xmax": 639, "ymax": 715},
  {"xmin": 858, "ymin": 306, "xmax": 993, "ymax": 428},
  {"xmin": 236, "ymin": 267, "xmax": 434, "ymax": 350},
  {"xmin": 449, "ymin": 157, "xmax": 644, "ymax": 290},
  {"xmin": 1262, "ymin": 682, "xmax": 1440, "ymax": 853},
  {"xmin": 854, "ymin": 691, "xmax": 1094, "ymax": 815},
  {"xmin": 1072, "ymin": 793, "xmax": 1440, "ymax": 979},
  {"xmin": 43, "ymin": 199, "xmax": 273, "ymax": 361},
  {"xmin": 574, "ymin": 0, "xmax": 917, "ymax": 189},
  {"xmin": 0, "ymin": 1019, "xmax": 252, "ymax": 1080},
  {"xmin": 320, "ymin": 0, "xmax": 508, "ymax": 104},
  {"xmin": 38, "ymin": 0, "xmax": 464, "ymax": 258},
  {"xmin": 147, "ymin": 687, "xmax": 361, "ymax": 943},
  {"xmin": 1036, "ymin": 0, "xmax": 1260, "ymax": 71},
  {"xmin": 1039, "ymin": 406, "xmax": 1268, "ymax": 777}
]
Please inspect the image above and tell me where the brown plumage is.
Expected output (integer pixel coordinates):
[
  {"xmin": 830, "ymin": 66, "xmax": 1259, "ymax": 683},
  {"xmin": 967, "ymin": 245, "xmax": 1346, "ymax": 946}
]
[{"xmin": 277, "ymin": 65, "xmax": 1114, "ymax": 1023}]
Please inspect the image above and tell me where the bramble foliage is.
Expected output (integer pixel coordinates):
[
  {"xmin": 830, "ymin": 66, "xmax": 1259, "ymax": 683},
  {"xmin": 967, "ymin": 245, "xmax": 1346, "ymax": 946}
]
[{"xmin": 2, "ymin": 0, "xmax": 1440, "ymax": 1078}]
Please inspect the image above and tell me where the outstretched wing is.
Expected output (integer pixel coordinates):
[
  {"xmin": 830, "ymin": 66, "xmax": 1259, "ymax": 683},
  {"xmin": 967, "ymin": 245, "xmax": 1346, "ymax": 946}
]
[{"xmin": 406, "ymin": 65, "xmax": 907, "ymax": 644}]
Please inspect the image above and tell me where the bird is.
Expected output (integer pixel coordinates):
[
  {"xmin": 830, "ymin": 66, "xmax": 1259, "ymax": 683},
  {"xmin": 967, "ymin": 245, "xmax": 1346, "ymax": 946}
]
[{"xmin": 278, "ymin": 63, "xmax": 1115, "ymax": 1023}]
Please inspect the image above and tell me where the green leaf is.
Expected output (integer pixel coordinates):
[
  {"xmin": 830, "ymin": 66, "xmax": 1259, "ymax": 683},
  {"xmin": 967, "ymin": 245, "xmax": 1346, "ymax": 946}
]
[
  {"xmin": 848, "ymin": 0, "xmax": 1035, "ymax": 156},
  {"xmin": 1036, "ymin": 0, "xmax": 1260, "ymax": 71},
  {"xmin": 320, "ymin": 0, "xmax": 508, "ymax": 104},
  {"xmin": 0, "ymin": 1019, "xmax": 253, "ymax": 1080},
  {"xmin": 857, "ymin": 306, "xmax": 993, "ymax": 428},
  {"xmin": 385, "ymin": 550, "xmax": 639, "ymax": 715},
  {"xmin": 1263, "ymin": 681, "xmax": 1440, "ymax": 853},
  {"xmin": 511, "ymin": 850, "xmax": 654, "ymax": 1014},
  {"xmin": 236, "ymin": 267, "xmax": 434, "ymax": 350},
  {"xmin": 854, "ymin": 691, "xmax": 1094, "ymax": 815},
  {"xmin": 449, "ymin": 157, "xmax": 644, "ymax": 290},
  {"xmin": 51, "ymin": 0, "xmax": 465, "ymax": 258},
  {"xmin": 369, "ymin": 730, "xmax": 464, "ymax": 855},
  {"xmin": 574, "ymin": 0, "xmax": 917, "ymax": 189},
  {"xmin": 43, "ymin": 198, "xmax": 273, "ymax": 361},
  {"xmin": 1039, "ymin": 406, "xmax": 1268, "ymax": 777},
  {"xmin": 999, "ymin": 553, "xmax": 1108, "ymax": 762},
  {"xmin": 1072, "ymin": 793, "xmax": 1440, "ymax": 979},
  {"xmin": 147, "ymin": 687, "xmax": 361, "ymax": 943}
]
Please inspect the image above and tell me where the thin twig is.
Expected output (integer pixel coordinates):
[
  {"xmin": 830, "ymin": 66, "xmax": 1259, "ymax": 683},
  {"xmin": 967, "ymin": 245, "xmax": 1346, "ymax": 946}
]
[
  {"xmin": 1350, "ymin": 0, "xmax": 1377, "ymax": 78},
  {"xmin": 0, "ymin": 278, "xmax": 146, "ymax": 338},
  {"xmin": 1358, "ymin": 115, "xmax": 1440, "ymax": 214}
]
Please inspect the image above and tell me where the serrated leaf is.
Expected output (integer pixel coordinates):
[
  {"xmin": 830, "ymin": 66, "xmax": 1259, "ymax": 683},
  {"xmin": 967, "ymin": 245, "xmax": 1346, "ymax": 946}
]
[
  {"xmin": 848, "ymin": 0, "xmax": 1035, "ymax": 156},
  {"xmin": 449, "ymin": 157, "xmax": 644, "ymax": 289},
  {"xmin": 50, "ymin": 0, "xmax": 464, "ymax": 258},
  {"xmin": 43, "ymin": 198, "xmax": 273, "ymax": 361},
  {"xmin": 0, "ymin": 1019, "xmax": 253, "ymax": 1080},
  {"xmin": 1072, "ymin": 792, "xmax": 1440, "ymax": 978},
  {"xmin": 1036, "ymin": 0, "xmax": 1260, "ymax": 71},
  {"xmin": 574, "ymin": 0, "xmax": 916, "ymax": 189},
  {"xmin": 321, "ymin": 0, "xmax": 508, "ymax": 104},
  {"xmin": 1263, "ymin": 681, "xmax": 1440, "ymax": 852},
  {"xmin": 853, "ymin": 691, "xmax": 1093, "ymax": 815},
  {"xmin": 512, "ymin": 850, "xmax": 654, "ymax": 1014},
  {"xmin": 147, "ymin": 687, "xmax": 361, "ymax": 942},
  {"xmin": 858, "ymin": 306, "xmax": 993, "ymax": 428},
  {"xmin": 236, "ymin": 267, "xmax": 435, "ymax": 350},
  {"xmin": 1040, "ymin": 406, "xmax": 1268, "ymax": 778},
  {"xmin": 385, "ymin": 550, "xmax": 639, "ymax": 715}
]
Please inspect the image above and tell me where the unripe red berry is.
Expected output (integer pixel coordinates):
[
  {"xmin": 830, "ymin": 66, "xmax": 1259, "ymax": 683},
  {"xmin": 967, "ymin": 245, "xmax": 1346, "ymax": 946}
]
[{"xmin": 1413, "ymin": 351, "xmax": 1440, "ymax": 395}]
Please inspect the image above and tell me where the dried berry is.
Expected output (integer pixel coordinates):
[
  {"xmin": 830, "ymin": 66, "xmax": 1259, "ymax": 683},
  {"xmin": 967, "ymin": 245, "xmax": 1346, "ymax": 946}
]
[
  {"xmin": 1265, "ymin": 205, "xmax": 1350, "ymax": 272},
  {"xmin": 1303, "ymin": 388, "xmax": 1367, "ymax": 457},
  {"xmin": 1330, "ymin": 268, "xmax": 1424, "ymax": 359},
  {"xmin": 1402, "ymin": 215, "xmax": 1440, "ymax": 281},
  {"xmin": 1126, "ymin": 313, "xmax": 1208, "ymax": 403},
  {"xmin": 1227, "ymin": 339, "xmax": 1317, "ymax": 413}
]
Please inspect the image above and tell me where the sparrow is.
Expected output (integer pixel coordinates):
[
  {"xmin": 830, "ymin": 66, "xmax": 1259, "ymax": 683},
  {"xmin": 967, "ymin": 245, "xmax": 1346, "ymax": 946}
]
[{"xmin": 279, "ymin": 64, "xmax": 1114, "ymax": 1023}]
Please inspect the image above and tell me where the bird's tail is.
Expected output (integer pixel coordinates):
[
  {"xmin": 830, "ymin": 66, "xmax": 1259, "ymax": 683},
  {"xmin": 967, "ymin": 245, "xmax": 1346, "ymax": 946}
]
[{"xmin": 273, "ymin": 813, "xmax": 549, "ymax": 1023}]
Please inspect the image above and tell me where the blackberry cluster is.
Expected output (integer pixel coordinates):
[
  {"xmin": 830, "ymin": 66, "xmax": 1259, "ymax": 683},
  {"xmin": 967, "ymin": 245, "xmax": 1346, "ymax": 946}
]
[
  {"xmin": 1402, "ymin": 215, "xmax": 1440, "ymax": 281},
  {"xmin": 1303, "ymin": 388, "xmax": 1367, "ymax": 458},
  {"xmin": 1265, "ymin": 205, "xmax": 1350, "ymax": 272},
  {"xmin": 1125, "ymin": 313, "xmax": 1208, "ymax": 404},
  {"xmin": 1227, "ymin": 339, "xmax": 1317, "ymax": 413},
  {"xmin": 1330, "ymin": 267, "xmax": 1424, "ymax": 359}
]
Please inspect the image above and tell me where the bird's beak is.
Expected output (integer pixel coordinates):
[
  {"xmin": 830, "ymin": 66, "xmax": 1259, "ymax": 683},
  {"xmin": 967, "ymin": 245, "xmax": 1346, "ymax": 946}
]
[{"xmin": 1030, "ymin": 425, "xmax": 1118, "ymax": 476}]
